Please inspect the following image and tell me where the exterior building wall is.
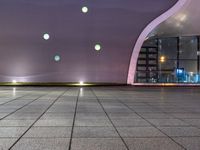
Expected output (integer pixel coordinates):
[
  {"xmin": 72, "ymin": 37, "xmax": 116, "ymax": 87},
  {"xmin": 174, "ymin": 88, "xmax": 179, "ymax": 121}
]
[{"xmin": 0, "ymin": 0, "xmax": 177, "ymax": 83}]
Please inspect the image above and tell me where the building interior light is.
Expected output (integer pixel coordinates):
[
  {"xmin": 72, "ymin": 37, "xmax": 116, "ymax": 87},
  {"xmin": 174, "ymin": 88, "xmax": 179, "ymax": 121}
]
[{"xmin": 160, "ymin": 56, "xmax": 166, "ymax": 63}]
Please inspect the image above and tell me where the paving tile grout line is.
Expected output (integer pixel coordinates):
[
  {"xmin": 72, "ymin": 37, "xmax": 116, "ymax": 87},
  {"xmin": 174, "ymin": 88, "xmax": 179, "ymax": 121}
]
[
  {"xmin": 119, "ymin": 86, "xmax": 200, "ymax": 132},
  {"xmin": 97, "ymin": 87, "xmax": 187, "ymax": 150},
  {"xmin": 8, "ymin": 88, "xmax": 71, "ymax": 150},
  {"xmin": 2, "ymin": 136, "xmax": 200, "ymax": 139},
  {"xmin": 90, "ymin": 87, "xmax": 130, "ymax": 150},
  {"xmin": 0, "ymin": 125, "xmax": 196, "ymax": 128},
  {"xmin": 0, "ymin": 87, "xmax": 61, "ymax": 120},
  {"xmin": 68, "ymin": 88, "xmax": 80, "ymax": 150},
  {"xmin": 141, "ymin": 95, "xmax": 200, "ymax": 137},
  {"xmin": 0, "ymin": 93, "xmax": 32, "ymax": 106},
  {"xmin": 0, "ymin": 87, "xmax": 54, "ymax": 106},
  {"xmin": 114, "ymin": 94, "xmax": 187, "ymax": 150},
  {"xmin": 0, "ymin": 94, "xmax": 46, "ymax": 120}
]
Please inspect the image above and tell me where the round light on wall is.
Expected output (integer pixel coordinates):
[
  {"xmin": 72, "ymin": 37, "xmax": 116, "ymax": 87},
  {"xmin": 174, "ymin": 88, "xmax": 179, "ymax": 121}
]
[
  {"xmin": 82, "ymin": 6, "xmax": 88, "ymax": 13},
  {"xmin": 43, "ymin": 33, "xmax": 50, "ymax": 40},
  {"xmin": 95, "ymin": 44, "xmax": 101, "ymax": 51},
  {"xmin": 54, "ymin": 55, "xmax": 61, "ymax": 62}
]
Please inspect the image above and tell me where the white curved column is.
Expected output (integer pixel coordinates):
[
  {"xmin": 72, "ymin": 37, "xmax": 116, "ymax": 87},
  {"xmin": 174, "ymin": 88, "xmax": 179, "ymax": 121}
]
[{"xmin": 127, "ymin": 0, "xmax": 190, "ymax": 85}]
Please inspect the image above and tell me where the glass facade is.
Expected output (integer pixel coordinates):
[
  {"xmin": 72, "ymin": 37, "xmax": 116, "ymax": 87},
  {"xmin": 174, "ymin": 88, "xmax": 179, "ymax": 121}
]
[{"xmin": 136, "ymin": 36, "xmax": 200, "ymax": 83}]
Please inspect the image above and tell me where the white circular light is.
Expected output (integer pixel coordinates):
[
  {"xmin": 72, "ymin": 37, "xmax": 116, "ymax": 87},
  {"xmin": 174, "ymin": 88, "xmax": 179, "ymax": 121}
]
[
  {"xmin": 43, "ymin": 33, "xmax": 50, "ymax": 40},
  {"xmin": 95, "ymin": 44, "xmax": 101, "ymax": 51},
  {"xmin": 82, "ymin": 6, "xmax": 88, "ymax": 13},
  {"xmin": 54, "ymin": 55, "xmax": 61, "ymax": 62}
]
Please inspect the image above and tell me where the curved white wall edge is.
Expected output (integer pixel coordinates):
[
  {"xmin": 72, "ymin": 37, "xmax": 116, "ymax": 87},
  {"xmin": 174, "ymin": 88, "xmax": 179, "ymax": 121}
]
[{"xmin": 127, "ymin": 0, "xmax": 190, "ymax": 85}]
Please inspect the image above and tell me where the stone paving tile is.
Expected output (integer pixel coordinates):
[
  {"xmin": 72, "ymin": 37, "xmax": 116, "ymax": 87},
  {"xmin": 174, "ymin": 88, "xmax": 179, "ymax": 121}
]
[
  {"xmin": 117, "ymin": 127, "xmax": 166, "ymax": 138},
  {"xmin": 147, "ymin": 119, "xmax": 189, "ymax": 127},
  {"xmin": 0, "ymin": 127, "xmax": 28, "ymax": 138},
  {"xmin": 77, "ymin": 107, "xmax": 105, "ymax": 113},
  {"xmin": 0, "ymin": 107, "xmax": 18, "ymax": 113},
  {"xmin": 128, "ymin": 105, "xmax": 154, "ymax": 110},
  {"xmin": 34, "ymin": 119, "xmax": 73, "ymax": 127},
  {"xmin": 71, "ymin": 138, "xmax": 127, "ymax": 150},
  {"xmin": 108, "ymin": 112, "xmax": 141, "ymax": 119},
  {"xmin": 5, "ymin": 113, "xmax": 41, "ymax": 120},
  {"xmin": 40, "ymin": 113, "xmax": 74, "ymax": 119},
  {"xmin": 0, "ymin": 138, "xmax": 17, "ymax": 150},
  {"xmin": 181, "ymin": 119, "xmax": 200, "ymax": 127},
  {"xmin": 160, "ymin": 108, "xmax": 187, "ymax": 113},
  {"xmin": 24, "ymin": 127, "xmax": 72, "ymax": 138},
  {"xmin": 183, "ymin": 108, "xmax": 200, "ymax": 113},
  {"xmin": 47, "ymin": 107, "xmax": 75, "ymax": 113},
  {"xmin": 76, "ymin": 112, "xmax": 107, "ymax": 119},
  {"xmin": 173, "ymin": 137, "xmax": 200, "ymax": 150},
  {"xmin": 1, "ymin": 87, "xmax": 200, "ymax": 149},
  {"xmin": 170, "ymin": 113, "xmax": 200, "ymax": 119},
  {"xmin": 104, "ymin": 108, "xmax": 133, "ymax": 113},
  {"xmin": 73, "ymin": 127, "xmax": 119, "ymax": 138},
  {"xmin": 158, "ymin": 127, "xmax": 200, "ymax": 137},
  {"xmin": 124, "ymin": 138, "xmax": 184, "ymax": 150},
  {"xmin": 0, "ymin": 120, "xmax": 34, "ymax": 127},
  {"xmin": 12, "ymin": 138, "xmax": 70, "ymax": 150},
  {"xmin": 138, "ymin": 112, "xmax": 175, "ymax": 119},
  {"xmin": 111, "ymin": 118, "xmax": 151, "ymax": 127},
  {"xmin": 0, "ymin": 113, "xmax": 8, "ymax": 119},
  {"xmin": 134, "ymin": 108, "xmax": 163, "ymax": 113},
  {"xmin": 75, "ymin": 118, "xmax": 112, "ymax": 127}
]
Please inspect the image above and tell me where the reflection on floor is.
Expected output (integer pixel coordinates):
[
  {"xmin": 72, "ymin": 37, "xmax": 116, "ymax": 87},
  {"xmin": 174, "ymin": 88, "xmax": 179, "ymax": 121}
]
[{"xmin": 0, "ymin": 86, "xmax": 200, "ymax": 150}]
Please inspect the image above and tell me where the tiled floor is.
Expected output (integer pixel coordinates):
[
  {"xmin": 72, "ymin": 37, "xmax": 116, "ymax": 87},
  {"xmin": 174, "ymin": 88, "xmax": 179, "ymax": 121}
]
[{"xmin": 0, "ymin": 86, "xmax": 200, "ymax": 150}]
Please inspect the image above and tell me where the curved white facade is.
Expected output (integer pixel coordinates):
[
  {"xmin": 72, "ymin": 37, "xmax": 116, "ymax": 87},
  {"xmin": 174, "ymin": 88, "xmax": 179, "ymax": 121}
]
[{"xmin": 127, "ymin": 0, "xmax": 189, "ymax": 84}]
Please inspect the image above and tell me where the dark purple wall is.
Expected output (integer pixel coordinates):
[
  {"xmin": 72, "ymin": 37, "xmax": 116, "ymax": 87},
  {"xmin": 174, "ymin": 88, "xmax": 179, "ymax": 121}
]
[{"xmin": 0, "ymin": 0, "xmax": 177, "ymax": 83}]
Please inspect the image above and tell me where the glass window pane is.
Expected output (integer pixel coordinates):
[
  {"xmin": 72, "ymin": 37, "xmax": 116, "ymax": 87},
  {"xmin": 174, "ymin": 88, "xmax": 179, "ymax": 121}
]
[
  {"xmin": 160, "ymin": 60, "xmax": 176, "ymax": 71},
  {"xmin": 159, "ymin": 38, "xmax": 177, "ymax": 59},
  {"xmin": 179, "ymin": 60, "xmax": 197, "ymax": 72},
  {"xmin": 143, "ymin": 39, "xmax": 157, "ymax": 47},
  {"xmin": 180, "ymin": 37, "xmax": 197, "ymax": 59}
]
